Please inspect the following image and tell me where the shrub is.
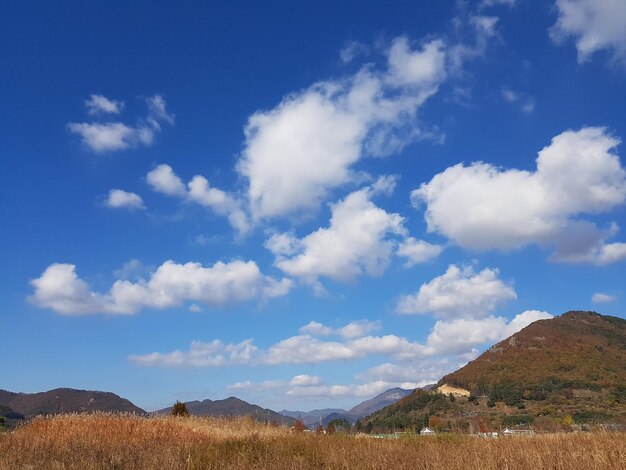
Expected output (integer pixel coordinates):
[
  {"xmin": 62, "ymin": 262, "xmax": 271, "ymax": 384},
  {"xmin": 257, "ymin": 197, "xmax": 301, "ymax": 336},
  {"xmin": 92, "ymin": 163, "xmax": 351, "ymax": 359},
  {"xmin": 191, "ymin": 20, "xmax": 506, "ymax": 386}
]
[
  {"xmin": 501, "ymin": 414, "xmax": 534, "ymax": 426},
  {"xmin": 171, "ymin": 401, "xmax": 189, "ymax": 417}
]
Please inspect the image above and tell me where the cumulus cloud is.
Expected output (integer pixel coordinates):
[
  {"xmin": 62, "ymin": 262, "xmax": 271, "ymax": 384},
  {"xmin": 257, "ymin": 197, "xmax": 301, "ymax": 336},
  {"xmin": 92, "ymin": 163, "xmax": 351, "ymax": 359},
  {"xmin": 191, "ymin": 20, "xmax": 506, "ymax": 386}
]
[
  {"xmin": 592, "ymin": 292, "xmax": 616, "ymax": 303},
  {"xmin": 412, "ymin": 127, "xmax": 626, "ymax": 264},
  {"xmin": 104, "ymin": 189, "xmax": 145, "ymax": 210},
  {"xmin": 237, "ymin": 36, "xmax": 449, "ymax": 221},
  {"xmin": 29, "ymin": 260, "xmax": 292, "ymax": 315},
  {"xmin": 267, "ymin": 181, "xmax": 407, "ymax": 283},
  {"xmin": 147, "ymin": 164, "xmax": 250, "ymax": 235},
  {"xmin": 130, "ymin": 319, "xmax": 426, "ymax": 368},
  {"xmin": 551, "ymin": 0, "xmax": 626, "ymax": 64},
  {"xmin": 129, "ymin": 308, "xmax": 548, "ymax": 369},
  {"xmin": 228, "ymin": 375, "xmax": 416, "ymax": 399},
  {"xmin": 396, "ymin": 237, "xmax": 444, "ymax": 266},
  {"xmin": 68, "ymin": 95, "xmax": 173, "ymax": 152},
  {"xmin": 396, "ymin": 264, "xmax": 517, "ymax": 318},
  {"xmin": 86, "ymin": 94, "xmax": 124, "ymax": 115},
  {"xmin": 423, "ymin": 310, "xmax": 553, "ymax": 356},
  {"xmin": 146, "ymin": 164, "xmax": 186, "ymax": 196}
]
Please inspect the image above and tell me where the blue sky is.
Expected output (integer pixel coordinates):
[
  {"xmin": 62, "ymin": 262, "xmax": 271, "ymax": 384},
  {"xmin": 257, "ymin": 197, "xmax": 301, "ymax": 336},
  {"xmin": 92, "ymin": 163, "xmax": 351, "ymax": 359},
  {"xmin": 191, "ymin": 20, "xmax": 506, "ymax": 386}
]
[{"xmin": 1, "ymin": 0, "xmax": 625, "ymax": 412}]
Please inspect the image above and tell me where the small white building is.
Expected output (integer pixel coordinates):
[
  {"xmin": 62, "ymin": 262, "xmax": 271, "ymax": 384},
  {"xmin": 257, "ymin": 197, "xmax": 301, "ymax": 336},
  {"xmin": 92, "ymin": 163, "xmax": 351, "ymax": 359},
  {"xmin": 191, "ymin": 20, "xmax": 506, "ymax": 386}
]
[{"xmin": 421, "ymin": 427, "xmax": 435, "ymax": 435}]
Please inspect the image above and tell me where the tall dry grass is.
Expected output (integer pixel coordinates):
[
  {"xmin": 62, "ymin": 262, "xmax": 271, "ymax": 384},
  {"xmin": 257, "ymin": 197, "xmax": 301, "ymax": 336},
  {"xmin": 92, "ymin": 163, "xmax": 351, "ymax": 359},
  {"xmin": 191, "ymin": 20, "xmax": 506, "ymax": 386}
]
[{"xmin": 0, "ymin": 413, "xmax": 624, "ymax": 469}]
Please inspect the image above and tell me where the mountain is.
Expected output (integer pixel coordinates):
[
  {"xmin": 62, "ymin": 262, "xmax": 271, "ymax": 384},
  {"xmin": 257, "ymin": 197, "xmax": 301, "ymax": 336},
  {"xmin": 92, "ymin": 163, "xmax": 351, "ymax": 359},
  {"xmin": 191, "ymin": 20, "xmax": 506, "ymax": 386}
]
[
  {"xmin": 0, "ymin": 388, "xmax": 145, "ymax": 418},
  {"xmin": 320, "ymin": 412, "xmax": 357, "ymax": 427},
  {"xmin": 157, "ymin": 396, "xmax": 293, "ymax": 424},
  {"xmin": 280, "ymin": 408, "xmax": 346, "ymax": 419},
  {"xmin": 280, "ymin": 408, "xmax": 348, "ymax": 427},
  {"xmin": 0, "ymin": 404, "xmax": 24, "ymax": 420},
  {"xmin": 279, "ymin": 388, "xmax": 414, "ymax": 427},
  {"xmin": 439, "ymin": 311, "xmax": 626, "ymax": 394},
  {"xmin": 348, "ymin": 387, "xmax": 413, "ymax": 418},
  {"xmin": 361, "ymin": 311, "xmax": 626, "ymax": 432}
]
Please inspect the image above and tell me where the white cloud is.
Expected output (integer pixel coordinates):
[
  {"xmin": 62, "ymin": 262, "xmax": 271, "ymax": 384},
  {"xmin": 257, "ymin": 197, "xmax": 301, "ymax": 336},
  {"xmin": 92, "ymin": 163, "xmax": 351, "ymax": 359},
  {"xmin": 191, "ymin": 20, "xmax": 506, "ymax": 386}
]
[
  {"xmin": 263, "ymin": 334, "xmax": 425, "ymax": 365},
  {"xmin": 130, "ymin": 333, "xmax": 425, "ymax": 368},
  {"xmin": 592, "ymin": 292, "xmax": 616, "ymax": 303},
  {"xmin": 412, "ymin": 127, "xmax": 626, "ymax": 264},
  {"xmin": 129, "ymin": 339, "xmax": 257, "ymax": 368},
  {"xmin": 397, "ymin": 237, "xmax": 443, "ymax": 266},
  {"xmin": 269, "ymin": 182, "xmax": 406, "ymax": 283},
  {"xmin": 396, "ymin": 264, "xmax": 517, "ymax": 319},
  {"xmin": 104, "ymin": 189, "xmax": 145, "ymax": 210},
  {"xmin": 290, "ymin": 374, "xmax": 323, "ymax": 387},
  {"xmin": 237, "ymin": 37, "xmax": 447, "ymax": 221},
  {"xmin": 228, "ymin": 375, "xmax": 417, "ymax": 399},
  {"xmin": 147, "ymin": 164, "xmax": 250, "ymax": 235},
  {"xmin": 86, "ymin": 94, "xmax": 124, "ymax": 115},
  {"xmin": 357, "ymin": 362, "xmax": 450, "ymax": 386},
  {"xmin": 68, "ymin": 95, "xmax": 173, "ymax": 152},
  {"xmin": 423, "ymin": 310, "xmax": 553, "ymax": 356},
  {"xmin": 298, "ymin": 320, "xmax": 381, "ymax": 339},
  {"xmin": 551, "ymin": 0, "xmax": 626, "ymax": 64},
  {"xmin": 29, "ymin": 260, "xmax": 292, "ymax": 315},
  {"xmin": 67, "ymin": 122, "xmax": 140, "ymax": 152},
  {"xmin": 129, "ymin": 308, "xmax": 553, "ymax": 370},
  {"xmin": 387, "ymin": 38, "xmax": 447, "ymax": 87},
  {"xmin": 147, "ymin": 164, "xmax": 186, "ymax": 196},
  {"xmin": 130, "ymin": 319, "xmax": 426, "ymax": 368},
  {"xmin": 187, "ymin": 175, "xmax": 251, "ymax": 235}
]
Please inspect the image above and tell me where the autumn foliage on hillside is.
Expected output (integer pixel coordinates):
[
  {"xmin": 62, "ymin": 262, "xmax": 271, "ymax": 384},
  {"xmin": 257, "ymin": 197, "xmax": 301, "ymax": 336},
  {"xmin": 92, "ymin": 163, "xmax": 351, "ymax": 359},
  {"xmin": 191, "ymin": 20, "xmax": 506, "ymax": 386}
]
[
  {"xmin": 439, "ymin": 311, "xmax": 625, "ymax": 395},
  {"xmin": 361, "ymin": 312, "xmax": 625, "ymax": 433}
]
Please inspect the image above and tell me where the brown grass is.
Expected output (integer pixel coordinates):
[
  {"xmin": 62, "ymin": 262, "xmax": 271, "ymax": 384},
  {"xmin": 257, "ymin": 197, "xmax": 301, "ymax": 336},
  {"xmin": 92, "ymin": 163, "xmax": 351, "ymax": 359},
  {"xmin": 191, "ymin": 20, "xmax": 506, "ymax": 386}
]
[{"xmin": 1, "ymin": 413, "xmax": 624, "ymax": 469}]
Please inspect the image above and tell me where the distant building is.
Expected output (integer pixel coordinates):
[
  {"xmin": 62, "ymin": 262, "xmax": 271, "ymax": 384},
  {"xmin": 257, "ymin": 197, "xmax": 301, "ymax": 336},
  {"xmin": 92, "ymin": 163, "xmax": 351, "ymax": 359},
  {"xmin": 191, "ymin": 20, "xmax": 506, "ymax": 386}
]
[
  {"xmin": 503, "ymin": 428, "xmax": 534, "ymax": 436},
  {"xmin": 421, "ymin": 427, "xmax": 435, "ymax": 435}
]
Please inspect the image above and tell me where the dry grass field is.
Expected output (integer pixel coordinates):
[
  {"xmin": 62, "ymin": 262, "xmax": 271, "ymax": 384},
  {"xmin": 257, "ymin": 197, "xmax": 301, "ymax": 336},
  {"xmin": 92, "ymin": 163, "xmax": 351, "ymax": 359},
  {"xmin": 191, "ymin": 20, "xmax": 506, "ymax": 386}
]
[{"xmin": 0, "ymin": 413, "xmax": 624, "ymax": 470}]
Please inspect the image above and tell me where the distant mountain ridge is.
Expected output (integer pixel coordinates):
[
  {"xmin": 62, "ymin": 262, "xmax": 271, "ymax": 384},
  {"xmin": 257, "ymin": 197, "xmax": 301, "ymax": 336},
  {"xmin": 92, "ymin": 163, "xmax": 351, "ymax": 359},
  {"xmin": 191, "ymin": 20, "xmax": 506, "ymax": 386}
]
[
  {"xmin": 156, "ymin": 396, "xmax": 293, "ymax": 424},
  {"xmin": 281, "ymin": 387, "xmax": 414, "ymax": 426},
  {"xmin": 348, "ymin": 387, "xmax": 413, "ymax": 418},
  {"xmin": 0, "ymin": 388, "xmax": 144, "ymax": 418}
]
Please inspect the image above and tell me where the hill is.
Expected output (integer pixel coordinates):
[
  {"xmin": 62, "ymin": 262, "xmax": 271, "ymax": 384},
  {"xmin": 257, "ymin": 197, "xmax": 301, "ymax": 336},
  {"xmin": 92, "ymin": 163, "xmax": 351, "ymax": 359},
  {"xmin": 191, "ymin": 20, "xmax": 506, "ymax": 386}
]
[
  {"xmin": 439, "ymin": 311, "xmax": 625, "ymax": 395},
  {"xmin": 348, "ymin": 387, "xmax": 413, "ymax": 418},
  {"xmin": 280, "ymin": 408, "xmax": 348, "ymax": 427},
  {"xmin": 157, "ymin": 396, "xmax": 293, "ymax": 425},
  {"xmin": 279, "ymin": 388, "xmax": 413, "ymax": 427},
  {"xmin": 361, "ymin": 311, "xmax": 626, "ymax": 432},
  {"xmin": 0, "ymin": 388, "xmax": 145, "ymax": 418}
]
